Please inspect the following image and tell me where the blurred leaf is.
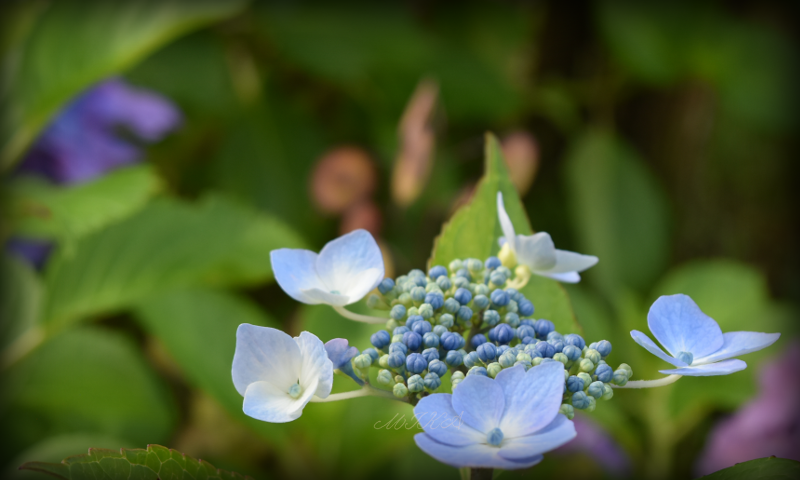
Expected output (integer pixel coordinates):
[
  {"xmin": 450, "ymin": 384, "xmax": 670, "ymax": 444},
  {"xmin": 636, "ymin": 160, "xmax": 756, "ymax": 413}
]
[
  {"xmin": 1, "ymin": 0, "xmax": 248, "ymax": 170},
  {"xmin": 0, "ymin": 327, "xmax": 175, "ymax": 449},
  {"xmin": 134, "ymin": 288, "xmax": 285, "ymax": 443},
  {"xmin": 651, "ymin": 259, "xmax": 788, "ymax": 418},
  {"xmin": 43, "ymin": 194, "xmax": 306, "ymax": 330},
  {"xmin": 697, "ymin": 457, "xmax": 800, "ymax": 480},
  {"xmin": 8, "ymin": 165, "xmax": 161, "ymax": 242},
  {"xmin": 564, "ymin": 130, "xmax": 670, "ymax": 295},
  {"xmin": 0, "ymin": 254, "xmax": 41, "ymax": 352},
  {"xmin": 429, "ymin": 133, "xmax": 579, "ymax": 333},
  {"xmin": 20, "ymin": 444, "xmax": 254, "ymax": 480}
]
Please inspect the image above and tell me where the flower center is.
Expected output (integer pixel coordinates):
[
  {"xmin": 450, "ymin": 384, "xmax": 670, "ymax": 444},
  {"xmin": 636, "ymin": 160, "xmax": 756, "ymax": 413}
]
[
  {"xmin": 288, "ymin": 383, "xmax": 303, "ymax": 399},
  {"xmin": 330, "ymin": 290, "xmax": 341, "ymax": 295},
  {"xmin": 486, "ymin": 427, "xmax": 504, "ymax": 446},
  {"xmin": 677, "ymin": 351, "xmax": 693, "ymax": 365}
]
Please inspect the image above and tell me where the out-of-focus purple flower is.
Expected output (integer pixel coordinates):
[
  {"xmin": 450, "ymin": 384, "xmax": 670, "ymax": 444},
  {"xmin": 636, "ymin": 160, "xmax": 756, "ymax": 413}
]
[
  {"xmin": 695, "ymin": 342, "xmax": 800, "ymax": 476},
  {"xmin": 17, "ymin": 77, "xmax": 181, "ymax": 184},
  {"xmin": 554, "ymin": 414, "xmax": 632, "ymax": 477},
  {"xmin": 5, "ymin": 237, "xmax": 52, "ymax": 269}
]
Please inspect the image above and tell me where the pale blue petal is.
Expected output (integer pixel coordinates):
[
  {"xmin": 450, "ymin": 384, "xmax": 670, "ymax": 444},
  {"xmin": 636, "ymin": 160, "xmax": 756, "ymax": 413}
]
[
  {"xmin": 546, "ymin": 250, "xmax": 598, "ymax": 274},
  {"xmin": 300, "ymin": 288, "xmax": 350, "ymax": 306},
  {"xmin": 536, "ymin": 270, "xmax": 581, "ymax": 283},
  {"xmin": 497, "ymin": 192, "xmax": 517, "ymax": 252},
  {"xmin": 659, "ymin": 359, "xmax": 747, "ymax": 376},
  {"xmin": 451, "ymin": 374, "xmax": 505, "ymax": 434},
  {"xmin": 694, "ymin": 332, "xmax": 781, "ymax": 365},
  {"xmin": 324, "ymin": 338, "xmax": 359, "ymax": 370},
  {"xmin": 414, "ymin": 394, "xmax": 485, "ymax": 446},
  {"xmin": 516, "ymin": 233, "xmax": 557, "ymax": 271},
  {"xmin": 270, "ymin": 249, "xmax": 326, "ymax": 304},
  {"xmin": 630, "ymin": 330, "xmax": 686, "ymax": 367},
  {"xmin": 498, "ymin": 415, "xmax": 576, "ymax": 460},
  {"xmin": 242, "ymin": 379, "xmax": 315, "ymax": 423},
  {"xmin": 414, "ymin": 434, "xmax": 544, "ymax": 470},
  {"xmin": 232, "ymin": 324, "xmax": 301, "ymax": 396},
  {"xmin": 498, "ymin": 363, "xmax": 564, "ymax": 438},
  {"xmin": 295, "ymin": 332, "xmax": 334, "ymax": 399},
  {"xmin": 315, "ymin": 229, "xmax": 384, "ymax": 301},
  {"xmin": 647, "ymin": 294, "xmax": 723, "ymax": 358}
]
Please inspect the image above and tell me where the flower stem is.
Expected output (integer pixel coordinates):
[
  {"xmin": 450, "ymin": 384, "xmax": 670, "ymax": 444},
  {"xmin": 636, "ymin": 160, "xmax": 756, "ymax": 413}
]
[
  {"xmin": 332, "ymin": 305, "xmax": 387, "ymax": 324},
  {"xmin": 310, "ymin": 385, "xmax": 399, "ymax": 403},
  {"xmin": 470, "ymin": 468, "xmax": 494, "ymax": 480},
  {"xmin": 612, "ymin": 374, "xmax": 681, "ymax": 389}
]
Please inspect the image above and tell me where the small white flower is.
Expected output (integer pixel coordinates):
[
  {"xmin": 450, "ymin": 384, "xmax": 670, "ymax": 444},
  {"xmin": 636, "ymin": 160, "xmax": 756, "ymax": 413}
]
[
  {"xmin": 270, "ymin": 229, "xmax": 384, "ymax": 306},
  {"xmin": 497, "ymin": 192, "xmax": 597, "ymax": 283},
  {"xmin": 232, "ymin": 324, "xmax": 333, "ymax": 423}
]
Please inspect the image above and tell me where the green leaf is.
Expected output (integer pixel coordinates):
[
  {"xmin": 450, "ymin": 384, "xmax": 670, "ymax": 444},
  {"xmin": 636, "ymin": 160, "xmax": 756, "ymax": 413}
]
[
  {"xmin": 42, "ymin": 194, "xmax": 306, "ymax": 330},
  {"xmin": 698, "ymin": 457, "xmax": 800, "ymax": 480},
  {"xmin": 134, "ymin": 288, "xmax": 285, "ymax": 443},
  {"xmin": 8, "ymin": 165, "xmax": 161, "ymax": 242},
  {"xmin": 0, "ymin": 254, "xmax": 41, "ymax": 352},
  {"xmin": 429, "ymin": 133, "xmax": 579, "ymax": 333},
  {"xmin": 19, "ymin": 444, "xmax": 254, "ymax": 480},
  {"xmin": 564, "ymin": 130, "xmax": 670, "ymax": 295},
  {"xmin": 1, "ymin": 327, "xmax": 175, "ymax": 448},
  {"xmin": 1, "ymin": 0, "xmax": 248, "ymax": 170}
]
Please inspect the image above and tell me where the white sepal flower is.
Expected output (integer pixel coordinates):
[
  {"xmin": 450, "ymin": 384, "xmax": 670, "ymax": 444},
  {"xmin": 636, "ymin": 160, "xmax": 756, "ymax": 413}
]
[
  {"xmin": 497, "ymin": 192, "xmax": 597, "ymax": 283},
  {"xmin": 232, "ymin": 324, "xmax": 333, "ymax": 423}
]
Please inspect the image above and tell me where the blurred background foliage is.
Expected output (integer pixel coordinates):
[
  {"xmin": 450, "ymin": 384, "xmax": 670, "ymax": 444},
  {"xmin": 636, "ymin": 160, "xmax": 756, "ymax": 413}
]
[{"xmin": 1, "ymin": 0, "xmax": 797, "ymax": 479}]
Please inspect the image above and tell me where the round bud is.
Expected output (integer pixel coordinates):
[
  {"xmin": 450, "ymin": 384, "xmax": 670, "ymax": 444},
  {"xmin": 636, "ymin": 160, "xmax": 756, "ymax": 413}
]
[
  {"xmin": 444, "ymin": 298, "xmax": 460, "ymax": 314},
  {"xmin": 516, "ymin": 352, "xmax": 532, "ymax": 364},
  {"xmin": 505, "ymin": 300, "xmax": 518, "ymax": 314},
  {"xmin": 579, "ymin": 358, "xmax": 595, "ymax": 373},
  {"xmin": 586, "ymin": 396, "xmax": 597, "ymax": 412},
  {"xmin": 612, "ymin": 370, "xmax": 628, "ymax": 386},
  {"xmin": 562, "ymin": 345, "xmax": 582, "ymax": 362},
  {"xmin": 547, "ymin": 339, "xmax": 565, "ymax": 353},
  {"xmin": 585, "ymin": 349, "xmax": 602, "ymax": 365},
  {"xmin": 366, "ymin": 294, "xmax": 382, "ymax": 309},
  {"xmin": 403, "ymin": 331, "xmax": 422, "ymax": 351},
  {"xmin": 467, "ymin": 366, "xmax": 488, "ymax": 377},
  {"xmin": 563, "ymin": 334, "xmax": 586, "ymax": 350},
  {"xmin": 517, "ymin": 300, "xmax": 534, "ymax": 317},
  {"xmin": 377, "ymin": 369, "xmax": 394, "ymax": 385},
  {"xmin": 559, "ymin": 403, "xmax": 575, "ymax": 420},
  {"xmin": 515, "ymin": 325, "xmax": 535, "ymax": 341},
  {"xmin": 485, "ymin": 256, "xmax": 501, "ymax": 270},
  {"xmin": 471, "ymin": 334, "xmax": 487, "ymax": 349},
  {"xmin": 418, "ymin": 303, "xmax": 434, "ymax": 319},
  {"xmin": 389, "ymin": 342, "xmax": 408, "ymax": 355},
  {"xmin": 531, "ymin": 357, "xmax": 544, "ymax": 366},
  {"xmin": 465, "ymin": 258, "xmax": 483, "ymax": 272},
  {"xmin": 504, "ymin": 312, "xmax": 520, "ymax": 328},
  {"xmin": 433, "ymin": 325, "xmax": 448, "ymax": 337},
  {"xmin": 394, "ymin": 375, "xmax": 404, "ymax": 384},
  {"xmin": 489, "ymin": 271, "xmax": 507, "ymax": 287},
  {"xmin": 494, "ymin": 324, "xmax": 515, "ymax": 345},
  {"xmin": 572, "ymin": 391, "xmax": 590, "ymax": 409},
  {"xmin": 438, "ymin": 313, "xmax": 455, "ymax": 328},
  {"xmin": 490, "ymin": 289, "xmax": 510, "ymax": 307},
  {"xmin": 363, "ymin": 348, "xmax": 380, "ymax": 363},
  {"xmin": 440, "ymin": 332, "xmax": 461, "ymax": 351},
  {"xmin": 425, "ymin": 282, "xmax": 442, "ymax": 294},
  {"xmin": 406, "ymin": 353, "xmax": 427, "ymax": 374},
  {"xmin": 386, "ymin": 319, "xmax": 399, "ymax": 332},
  {"xmin": 534, "ymin": 319, "xmax": 555, "ymax": 338},
  {"xmin": 398, "ymin": 293, "xmax": 413, "ymax": 307},
  {"xmin": 464, "ymin": 351, "xmax": 482, "ymax": 368},
  {"xmin": 436, "ymin": 275, "xmax": 452, "ymax": 291},
  {"xmin": 412, "ymin": 320, "xmax": 433, "ymax": 335},
  {"xmin": 595, "ymin": 340, "xmax": 612, "ymax": 357},
  {"xmin": 448, "ymin": 259, "xmax": 463, "ymax": 272},
  {"xmin": 408, "ymin": 375, "xmax": 424, "ymax": 393},
  {"xmin": 445, "ymin": 350, "xmax": 463, "ymax": 367},
  {"xmin": 424, "ymin": 372, "xmax": 442, "ymax": 391},
  {"xmin": 427, "ymin": 359, "xmax": 447, "ymax": 377},
  {"xmin": 424, "ymin": 292, "xmax": 444, "ymax": 310},
  {"xmin": 677, "ymin": 351, "xmax": 693, "ymax": 365},
  {"xmin": 547, "ymin": 331, "xmax": 564, "ymax": 341},
  {"xmin": 428, "ymin": 265, "xmax": 448, "ymax": 280},
  {"xmin": 487, "ymin": 362, "xmax": 503, "ymax": 378},
  {"xmin": 483, "ymin": 309, "xmax": 501, "ymax": 327},
  {"xmin": 391, "ymin": 334, "xmax": 404, "ymax": 344},
  {"xmin": 594, "ymin": 364, "xmax": 613, "ymax": 383},
  {"xmin": 457, "ymin": 305, "xmax": 473, "ymax": 321},
  {"xmin": 472, "ymin": 294, "xmax": 490, "ymax": 310},
  {"xmin": 618, "ymin": 363, "xmax": 633, "ymax": 378},
  {"xmin": 577, "ymin": 372, "xmax": 592, "ymax": 387},
  {"xmin": 411, "ymin": 286, "xmax": 427, "ymax": 303},
  {"xmin": 477, "ymin": 343, "xmax": 497, "ymax": 362},
  {"xmin": 553, "ymin": 352, "xmax": 568, "ymax": 365},
  {"xmin": 453, "ymin": 288, "xmax": 472, "ymax": 305},
  {"xmin": 378, "ymin": 354, "xmax": 390, "ymax": 368},
  {"xmin": 407, "ymin": 314, "xmax": 423, "ymax": 328},
  {"xmin": 371, "ymin": 330, "xmax": 391, "ymax": 349},
  {"xmin": 393, "ymin": 383, "xmax": 408, "ymax": 398},
  {"xmin": 422, "ymin": 347, "xmax": 439, "ymax": 363},
  {"xmin": 567, "ymin": 375, "xmax": 584, "ymax": 393},
  {"xmin": 452, "ymin": 276, "xmax": 469, "ymax": 289},
  {"xmin": 378, "ymin": 278, "xmax": 395, "ymax": 294},
  {"xmin": 408, "ymin": 268, "xmax": 425, "ymax": 278},
  {"xmin": 390, "ymin": 305, "xmax": 407, "ymax": 321},
  {"xmin": 602, "ymin": 384, "xmax": 614, "ymax": 401},
  {"xmin": 499, "ymin": 351, "xmax": 516, "ymax": 368},
  {"xmin": 387, "ymin": 352, "xmax": 405, "ymax": 369},
  {"xmin": 587, "ymin": 381, "xmax": 604, "ymax": 399},
  {"xmin": 535, "ymin": 341, "xmax": 556, "ymax": 359}
]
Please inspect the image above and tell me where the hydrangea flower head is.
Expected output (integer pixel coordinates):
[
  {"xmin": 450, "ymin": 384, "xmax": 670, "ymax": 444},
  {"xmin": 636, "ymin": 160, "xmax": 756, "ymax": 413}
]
[
  {"xmin": 413, "ymin": 362, "xmax": 576, "ymax": 469},
  {"xmin": 270, "ymin": 229, "xmax": 384, "ymax": 306},
  {"xmin": 496, "ymin": 192, "xmax": 597, "ymax": 283},
  {"xmin": 631, "ymin": 294, "xmax": 780, "ymax": 376},
  {"xmin": 232, "ymin": 324, "xmax": 333, "ymax": 423}
]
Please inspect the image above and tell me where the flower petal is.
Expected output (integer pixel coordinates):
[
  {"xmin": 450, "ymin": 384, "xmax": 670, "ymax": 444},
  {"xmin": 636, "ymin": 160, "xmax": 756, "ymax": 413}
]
[
  {"xmin": 497, "ymin": 192, "xmax": 517, "ymax": 253},
  {"xmin": 659, "ymin": 359, "xmax": 747, "ymax": 376},
  {"xmin": 498, "ymin": 414, "xmax": 576, "ymax": 460},
  {"xmin": 324, "ymin": 338, "xmax": 359, "ymax": 370},
  {"xmin": 270, "ymin": 249, "xmax": 326, "ymax": 304},
  {"xmin": 414, "ymin": 433, "xmax": 544, "ymax": 470},
  {"xmin": 536, "ymin": 271, "xmax": 581, "ymax": 283},
  {"xmin": 451, "ymin": 374, "xmax": 505, "ymax": 434},
  {"xmin": 414, "ymin": 394, "xmax": 485, "ymax": 446},
  {"xmin": 232, "ymin": 324, "xmax": 302, "ymax": 396},
  {"xmin": 498, "ymin": 363, "xmax": 564, "ymax": 438},
  {"xmin": 295, "ymin": 332, "xmax": 334, "ymax": 399},
  {"xmin": 300, "ymin": 288, "xmax": 350, "ymax": 306},
  {"xmin": 545, "ymin": 250, "xmax": 598, "ymax": 274},
  {"xmin": 694, "ymin": 332, "xmax": 781, "ymax": 365},
  {"xmin": 315, "ymin": 229, "xmax": 384, "ymax": 302},
  {"xmin": 516, "ymin": 233, "xmax": 557, "ymax": 271},
  {"xmin": 242, "ymin": 379, "xmax": 316, "ymax": 423},
  {"xmin": 648, "ymin": 294, "xmax": 723, "ymax": 359},
  {"xmin": 630, "ymin": 330, "xmax": 687, "ymax": 367}
]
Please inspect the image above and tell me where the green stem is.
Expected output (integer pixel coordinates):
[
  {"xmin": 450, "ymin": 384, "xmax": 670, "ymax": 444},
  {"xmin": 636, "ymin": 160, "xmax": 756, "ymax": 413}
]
[
  {"xmin": 332, "ymin": 305, "xmax": 387, "ymax": 324},
  {"xmin": 612, "ymin": 375, "xmax": 681, "ymax": 389},
  {"xmin": 309, "ymin": 385, "xmax": 399, "ymax": 403},
  {"xmin": 470, "ymin": 468, "xmax": 494, "ymax": 480}
]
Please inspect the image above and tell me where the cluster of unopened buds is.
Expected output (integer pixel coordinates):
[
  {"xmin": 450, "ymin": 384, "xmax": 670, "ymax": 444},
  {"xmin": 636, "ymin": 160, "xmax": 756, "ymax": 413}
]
[{"xmin": 231, "ymin": 192, "xmax": 781, "ymax": 473}]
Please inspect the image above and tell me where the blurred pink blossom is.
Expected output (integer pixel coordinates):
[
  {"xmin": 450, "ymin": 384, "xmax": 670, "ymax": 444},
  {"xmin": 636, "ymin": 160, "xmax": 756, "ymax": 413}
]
[{"xmin": 555, "ymin": 414, "xmax": 632, "ymax": 477}]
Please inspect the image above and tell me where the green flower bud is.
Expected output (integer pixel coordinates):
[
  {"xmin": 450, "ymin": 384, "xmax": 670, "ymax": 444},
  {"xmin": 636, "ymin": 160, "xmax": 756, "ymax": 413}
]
[
  {"xmin": 419, "ymin": 303, "xmax": 434, "ymax": 319},
  {"xmin": 559, "ymin": 403, "xmax": 575, "ymax": 420},
  {"xmin": 449, "ymin": 259, "xmax": 463, "ymax": 273},
  {"xmin": 506, "ymin": 300, "xmax": 518, "ymax": 314},
  {"xmin": 425, "ymin": 283, "xmax": 442, "ymax": 293},
  {"xmin": 407, "ymin": 306, "xmax": 419, "ymax": 317},
  {"xmin": 379, "ymin": 355, "xmax": 390, "ymax": 368},
  {"xmin": 602, "ymin": 383, "xmax": 614, "ymax": 401},
  {"xmin": 612, "ymin": 370, "xmax": 628, "ymax": 386},
  {"xmin": 516, "ymin": 352, "xmax": 532, "ymax": 364},
  {"xmin": 531, "ymin": 357, "xmax": 544, "ymax": 366},
  {"xmin": 474, "ymin": 284, "xmax": 489, "ymax": 296},
  {"xmin": 586, "ymin": 396, "xmax": 597, "ymax": 412},
  {"xmin": 466, "ymin": 258, "xmax": 483, "ymax": 273},
  {"xmin": 377, "ymin": 369, "xmax": 394, "ymax": 385},
  {"xmin": 585, "ymin": 348, "xmax": 602, "ymax": 364},
  {"xmin": 393, "ymin": 383, "xmax": 408, "ymax": 398},
  {"xmin": 386, "ymin": 319, "xmax": 399, "ymax": 331},
  {"xmin": 392, "ymin": 334, "xmax": 404, "ymax": 344},
  {"xmin": 398, "ymin": 293, "xmax": 413, "ymax": 307},
  {"xmin": 366, "ymin": 294, "xmax": 384, "ymax": 310},
  {"xmin": 408, "ymin": 374, "xmax": 424, "ymax": 393},
  {"xmin": 451, "ymin": 371, "xmax": 465, "ymax": 382},
  {"xmin": 579, "ymin": 358, "xmax": 595, "ymax": 373},
  {"xmin": 618, "ymin": 363, "xmax": 633, "ymax": 378},
  {"xmin": 395, "ymin": 375, "xmax": 405, "ymax": 384},
  {"xmin": 487, "ymin": 362, "xmax": 503, "ymax": 378},
  {"xmin": 354, "ymin": 354, "xmax": 373, "ymax": 369},
  {"xmin": 577, "ymin": 372, "xmax": 593, "ymax": 387},
  {"xmin": 553, "ymin": 352, "xmax": 569, "ymax": 365},
  {"xmin": 438, "ymin": 313, "xmax": 455, "ymax": 328}
]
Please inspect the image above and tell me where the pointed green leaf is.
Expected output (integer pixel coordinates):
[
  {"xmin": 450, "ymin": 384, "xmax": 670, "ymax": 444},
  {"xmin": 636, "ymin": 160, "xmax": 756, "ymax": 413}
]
[
  {"xmin": 429, "ymin": 133, "xmax": 579, "ymax": 333},
  {"xmin": 698, "ymin": 457, "xmax": 800, "ymax": 480},
  {"xmin": 20, "ymin": 444, "xmax": 255, "ymax": 480}
]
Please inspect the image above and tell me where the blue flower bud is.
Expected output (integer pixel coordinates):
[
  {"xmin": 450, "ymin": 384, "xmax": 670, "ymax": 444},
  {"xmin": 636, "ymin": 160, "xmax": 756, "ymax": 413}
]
[
  {"xmin": 394, "ymin": 325, "xmax": 410, "ymax": 337},
  {"xmin": 560, "ymin": 403, "xmax": 575, "ymax": 420},
  {"xmin": 602, "ymin": 384, "xmax": 614, "ymax": 400},
  {"xmin": 412, "ymin": 275, "xmax": 428, "ymax": 287},
  {"xmin": 506, "ymin": 300, "xmax": 518, "ymax": 314},
  {"xmin": 390, "ymin": 305, "xmax": 407, "ymax": 321},
  {"xmin": 409, "ymin": 268, "xmax": 425, "ymax": 278},
  {"xmin": 487, "ymin": 362, "xmax": 503, "ymax": 378},
  {"xmin": 516, "ymin": 325, "xmax": 535, "ymax": 340},
  {"xmin": 436, "ymin": 275, "xmax": 452, "ymax": 291},
  {"xmin": 467, "ymin": 366, "xmax": 488, "ymax": 377},
  {"xmin": 428, "ymin": 265, "xmax": 448, "ymax": 280},
  {"xmin": 464, "ymin": 351, "xmax": 482, "ymax": 368},
  {"xmin": 412, "ymin": 320, "xmax": 433, "ymax": 335},
  {"xmin": 455, "ymin": 268, "xmax": 472, "ymax": 281},
  {"xmin": 520, "ymin": 319, "xmax": 536, "ymax": 328},
  {"xmin": 393, "ymin": 383, "xmax": 408, "ymax": 398},
  {"xmin": 378, "ymin": 278, "xmax": 395, "ymax": 294},
  {"xmin": 477, "ymin": 343, "xmax": 497, "ymax": 362},
  {"xmin": 504, "ymin": 312, "xmax": 520, "ymax": 328},
  {"xmin": 371, "ymin": 330, "xmax": 391, "ymax": 349},
  {"xmin": 585, "ymin": 349, "xmax": 601, "ymax": 365},
  {"xmin": 440, "ymin": 332, "xmax": 461, "ymax": 351},
  {"xmin": 408, "ymin": 374, "xmax": 424, "ymax": 393},
  {"xmin": 457, "ymin": 305, "xmax": 473, "ymax": 321},
  {"xmin": 612, "ymin": 370, "xmax": 628, "ymax": 386},
  {"xmin": 596, "ymin": 340, "xmax": 612, "ymax": 357},
  {"xmin": 471, "ymin": 334, "xmax": 487, "ymax": 349},
  {"xmin": 518, "ymin": 300, "xmax": 535, "ymax": 317},
  {"xmin": 594, "ymin": 364, "xmax": 613, "ymax": 383},
  {"xmin": 387, "ymin": 352, "xmax": 406, "ymax": 369},
  {"xmin": 487, "ymin": 327, "xmax": 497, "ymax": 343},
  {"xmin": 514, "ymin": 359, "xmax": 532, "ymax": 370},
  {"xmin": 567, "ymin": 375, "xmax": 585, "ymax": 392},
  {"xmin": 427, "ymin": 358, "xmax": 447, "ymax": 377},
  {"xmin": 445, "ymin": 350, "xmax": 463, "ymax": 367},
  {"xmin": 572, "ymin": 391, "xmax": 590, "ymax": 409},
  {"xmin": 452, "ymin": 276, "xmax": 470, "ymax": 289},
  {"xmin": 425, "ymin": 282, "xmax": 442, "ymax": 293},
  {"xmin": 559, "ymin": 345, "xmax": 579, "ymax": 362},
  {"xmin": 422, "ymin": 347, "xmax": 439, "ymax": 363},
  {"xmin": 490, "ymin": 289, "xmax": 510, "ymax": 307},
  {"xmin": 489, "ymin": 270, "xmax": 507, "ymax": 287},
  {"xmin": 411, "ymin": 286, "xmax": 427, "ymax": 303},
  {"xmin": 547, "ymin": 339, "xmax": 565, "ymax": 353},
  {"xmin": 535, "ymin": 341, "xmax": 555, "ymax": 358},
  {"xmin": 504, "ymin": 288, "xmax": 519, "ymax": 301},
  {"xmin": 424, "ymin": 372, "xmax": 442, "ymax": 391},
  {"xmin": 534, "ymin": 319, "xmax": 555, "ymax": 338},
  {"xmin": 444, "ymin": 298, "xmax": 460, "ymax": 314},
  {"xmin": 497, "ymin": 345, "xmax": 512, "ymax": 356},
  {"xmin": 453, "ymin": 288, "xmax": 472, "ymax": 305},
  {"xmin": 494, "ymin": 324, "xmax": 515, "ymax": 345},
  {"xmin": 389, "ymin": 342, "xmax": 408, "ymax": 355},
  {"xmin": 587, "ymin": 381, "xmax": 604, "ymax": 399},
  {"xmin": 438, "ymin": 313, "xmax": 455, "ymax": 328},
  {"xmin": 406, "ymin": 315, "xmax": 423, "ymax": 329},
  {"xmin": 433, "ymin": 325, "xmax": 448, "ymax": 337},
  {"xmin": 406, "ymin": 353, "xmax": 427, "ymax": 374},
  {"xmin": 363, "ymin": 348, "xmax": 380, "ymax": 363},
  {"xmin": 546, "ymin": 331, "xmax": 563, "ymax": 341},
  {"xmin": 563, "ymin": 333, "xmax": 586, "ymax": 350},
  {"xmin": 377, "ymin": 369, "xmax": 394, "ymax": 385},
  {"xmin": 448, "ymin": 259, "xmax": 463, "ymax": 272},
  {"xmin": 579, "ymin": 358, "xmax": 595, "ymax": 373},
  {"xmin": 403, "ymin": 331, "xmax": 422, "ymax": 351},
  {"xmin": 422, "ymin": 332, "xmax": 440, "ymax": 349},
  {"xmin": 424, "ymin": 292, "xmax": 444, "ymax": 310},
  {"xmin": 418, "ymin": 303, "xmax": 434, "ymax": 319},
  {"xmin": 482, "ymin": 309, "xmax": 501, "ymax": 327},
  {"xmin": 472, "ymin": 294, "xmax": 490, "ymax": 310},
  {"xmin": 499, "ymin": 351, "xmax": 516, "ymax": 368},
  {"xmin": 485, "ymin": 256, "xmax": 501, "ymax": 270}
]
